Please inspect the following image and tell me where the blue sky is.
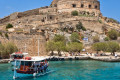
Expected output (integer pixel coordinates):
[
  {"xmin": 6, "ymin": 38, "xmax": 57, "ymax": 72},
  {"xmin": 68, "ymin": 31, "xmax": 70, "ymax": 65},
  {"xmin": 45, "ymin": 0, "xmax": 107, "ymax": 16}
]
[{"xmin": 0, "ymin": 0, "xmax": 120, "ymax": 21}]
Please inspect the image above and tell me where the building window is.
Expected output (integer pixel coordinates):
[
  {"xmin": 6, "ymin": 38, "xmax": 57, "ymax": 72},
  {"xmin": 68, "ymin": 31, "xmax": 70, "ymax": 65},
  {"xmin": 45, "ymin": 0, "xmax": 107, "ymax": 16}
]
[
  {"xmin": 95, "ymin": 5, "xmax": 98, "ymax": 9},
  {"xmin": 50, "ymin": 16, "xmax": 52, "ymax": 19},
  {"xmin": 72, "ymin": 4, "xmax": 76, "ymax": 8},
  {"xmin": 54, "ymin": 4, "xmax": 57, "ymax": 7},
  {"xmin": 81, "ymin": 4, "xmax": 84, "ymax": 8},
  {"xmin": 89, "ymin": 5, "xmax": 91, "ymax": 8}
]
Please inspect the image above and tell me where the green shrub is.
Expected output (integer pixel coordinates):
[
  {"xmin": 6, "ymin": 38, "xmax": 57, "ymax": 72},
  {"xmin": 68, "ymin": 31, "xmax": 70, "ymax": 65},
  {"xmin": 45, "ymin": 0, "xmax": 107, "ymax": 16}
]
[
  {"xmin": 93, "ymin": 35, "xmax": 99, "ymax": 43},
  {"xmin": 82, "ymin": 26, "xmax": 86, "ymax": 31},
  {"xmin": 70, "ymin": 32, "xmax": 80, "ymax": 42},
  {"xmin": 108, "ymin": 29, "xmax": 118, "ymax": 40},
  {"xmin": 104, "ymin": 37, "xmax": 110, "ymax": 41},
  {"xmin": 53, "ymin": 35, "xmax": 65, "ymax": 42},
  {"xmin": 76, "ymin": 22, "xmax": 86, "ymax": 31},
  {"xmin": 5, "ymin": 33, "xmax": 9, "ymax": 39},
  {"xmin": 99, "ymin": 20, "xmax": 102, "ymax": 23},
  {"xmin": 6, "ymin": 23, "xmax": 13, "ymax": 29},
  {"xmin": 71, "ymin": 11, "xmax": 78, "ymax": 16}
]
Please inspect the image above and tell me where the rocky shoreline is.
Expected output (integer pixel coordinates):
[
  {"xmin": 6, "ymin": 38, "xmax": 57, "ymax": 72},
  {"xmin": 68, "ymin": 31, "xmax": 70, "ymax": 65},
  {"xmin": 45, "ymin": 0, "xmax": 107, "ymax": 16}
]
[
  {"xmin": 47, "ymin": 56, "xmax": 120, "ymax": 62},
  {"xmin": 1, "ymin": 56, "xmax": 120, "ymax": 63}
]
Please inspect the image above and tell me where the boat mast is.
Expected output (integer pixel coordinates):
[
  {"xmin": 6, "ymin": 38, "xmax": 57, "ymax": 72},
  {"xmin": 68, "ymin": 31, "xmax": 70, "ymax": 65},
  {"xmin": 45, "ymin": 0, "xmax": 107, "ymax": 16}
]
[
  {"xmin": 24, "ymin": 44, "xmax": 27, "ymax": 52},
  {"xmin": 13, "ymin": 60, "xmax": 16, "ymax": 79}
]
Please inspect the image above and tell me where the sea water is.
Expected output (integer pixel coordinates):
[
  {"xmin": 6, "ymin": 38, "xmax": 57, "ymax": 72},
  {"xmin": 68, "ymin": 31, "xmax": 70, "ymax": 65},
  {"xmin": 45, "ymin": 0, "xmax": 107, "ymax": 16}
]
[{"xmin": 0, "ymin": 60, "xmax": 120, "ymax": 80}]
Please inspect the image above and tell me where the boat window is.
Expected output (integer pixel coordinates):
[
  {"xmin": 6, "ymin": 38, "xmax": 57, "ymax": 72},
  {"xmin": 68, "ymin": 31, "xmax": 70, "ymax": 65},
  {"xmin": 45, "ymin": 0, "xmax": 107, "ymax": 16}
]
[
  {"xmin": 21, "ymin": 61, "xmax": 24, "ymax": 66},
  {"xmin": 21, "ymin": 61, "xmax": 32, "ymax": 66}
]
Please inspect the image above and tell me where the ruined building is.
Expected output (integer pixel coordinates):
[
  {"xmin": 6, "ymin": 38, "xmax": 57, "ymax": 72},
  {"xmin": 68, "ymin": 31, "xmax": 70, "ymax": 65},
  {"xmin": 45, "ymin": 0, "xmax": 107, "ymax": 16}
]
[{"xmin": 0, "ymin": 0, "xmax": 102, "ymax": 32}]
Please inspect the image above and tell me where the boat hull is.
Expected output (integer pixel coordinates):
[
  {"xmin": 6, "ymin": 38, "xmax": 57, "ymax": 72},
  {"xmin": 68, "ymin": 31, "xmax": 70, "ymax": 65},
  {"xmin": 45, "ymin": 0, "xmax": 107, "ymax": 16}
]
[{"xmin": 16, "ymin": 70, "xmax": 36, "ymax": 74}]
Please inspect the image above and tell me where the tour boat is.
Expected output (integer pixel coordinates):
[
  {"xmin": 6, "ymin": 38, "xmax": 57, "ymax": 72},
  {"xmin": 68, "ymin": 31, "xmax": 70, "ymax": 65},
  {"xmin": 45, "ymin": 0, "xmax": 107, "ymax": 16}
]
[
  {"xmin": 9, "ymin": 52, "xmax": 28, "ymax": 66},
  {"xmin": 13, "ymin": 57, "xmax": 50, "ymax": 79}
]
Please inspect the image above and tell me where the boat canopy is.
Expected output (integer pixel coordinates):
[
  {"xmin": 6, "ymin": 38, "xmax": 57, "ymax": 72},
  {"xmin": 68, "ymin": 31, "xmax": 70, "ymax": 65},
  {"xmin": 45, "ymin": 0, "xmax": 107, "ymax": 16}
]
[
  {"xmin": 11, "ymin": 52, "xmax": 28, "ymax": 56},
  {"xmin": 17, "ymin": 57, "xmax": 48, "ymax": 62}
]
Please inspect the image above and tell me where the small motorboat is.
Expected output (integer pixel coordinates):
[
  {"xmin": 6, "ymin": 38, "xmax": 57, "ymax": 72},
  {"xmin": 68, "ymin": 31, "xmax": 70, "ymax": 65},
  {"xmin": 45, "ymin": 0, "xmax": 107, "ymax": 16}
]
[{"xmin": 13, "ymin": 57, "xmax": 49, "ymax": 79}]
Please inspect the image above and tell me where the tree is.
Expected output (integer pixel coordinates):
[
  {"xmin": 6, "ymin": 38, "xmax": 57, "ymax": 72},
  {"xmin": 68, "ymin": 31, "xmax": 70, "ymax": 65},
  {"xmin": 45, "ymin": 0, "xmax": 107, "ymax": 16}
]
[
  {"xmin": 55, "ymin": 41, "xmax": 66, "ymax": 56},
  {"xmin": 93, "ymin": 35, "xmax": 99, "ymax": 43},
  {"xmin": 53, "ymin": 35, "xmax": 65, "ymax": 42},
  {"xmin": 71, "ymin": 11, "xmax": 78, "ymax": 16},
  {"xmin": 99, "ymin": 42, "xmax": 108, "ymax": 52},
  {"xmin": 92, "ymin": 43, "xmax": 102, "ymax": 54},
  {"xmin": 67, "ymin": 42, "xmax": 83, "ymax": 52},
  {"xmin": 76, "ymin": 22, "xmax": 86, "ymax": 31},
  {"xmin": 4, "ymin": 42, "xmax": 18, "ymax": 55},
  {"xmin": 0, "ymin": 44, "xmax": 4, "ymax": 59},
  {"xmin": 107, "ymin": 41, "xmax": 120, "ymax": 55},
  {"xmin": 92, "ymin": 42, "xmax": 120, "ymax": 55},
  {"xmin": 70, "ymin": 32, "xmax": 80, "ymax": 42},
  {"xmin": 108, "ymin": 29, "xmax": 118, "ymax": 40},
  {"xmin": 0, "ymin": 42, "xmax": 18, "ymax": 59},
  {"xmin": 6, "ymin": 23, "xmax": 13, "ymax": 29},
  {"xmin": 46, "ymin": 41, "xmax": 56, "ymax": 56}
]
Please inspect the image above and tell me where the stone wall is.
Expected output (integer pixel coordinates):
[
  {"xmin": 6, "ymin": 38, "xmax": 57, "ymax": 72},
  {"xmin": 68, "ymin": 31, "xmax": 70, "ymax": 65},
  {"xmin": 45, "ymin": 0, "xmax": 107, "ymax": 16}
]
[
  {"xmin": 0, "ymin": 33, "xmax": 47, "ymax": 56},
  {"xmin": 0, "ymin": 16, "xmax": 10, "ymax": 24},
  {"xmin": 57, "ymin": 0, "xmax": 100, "ymax": 16}
]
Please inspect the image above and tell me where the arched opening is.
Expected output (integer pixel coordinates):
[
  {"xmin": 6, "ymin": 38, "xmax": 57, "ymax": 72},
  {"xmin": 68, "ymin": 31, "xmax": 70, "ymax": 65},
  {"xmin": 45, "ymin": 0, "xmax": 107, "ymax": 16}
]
[
  {"xmin": 95, "ymin": 5, "xmax": 98, "ymax": 9},
  {"xmin": 72, "ymin": 4, "xmax": 76, "ymax": 8},
  {"xmin": 89, "ymin": 5, "xmax": 91, "ymax": 8},
  {"xmin": 81, "ymin": 4, "xmax": 84, "ymax": 8}
]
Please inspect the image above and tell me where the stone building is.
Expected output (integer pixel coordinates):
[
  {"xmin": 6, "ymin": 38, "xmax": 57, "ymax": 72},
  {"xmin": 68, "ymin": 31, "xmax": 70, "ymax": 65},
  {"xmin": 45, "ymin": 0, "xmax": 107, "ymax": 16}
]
[{"xmin": 0, "ymin": 0, "xmax": 101, "ymax": 24}]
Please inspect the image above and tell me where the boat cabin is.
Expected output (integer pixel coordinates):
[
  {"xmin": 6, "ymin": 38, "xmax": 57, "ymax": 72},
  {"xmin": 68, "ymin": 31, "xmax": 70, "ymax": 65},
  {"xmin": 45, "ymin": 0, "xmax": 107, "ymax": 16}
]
[
  {"xmin": 10, "ymin": 52, "xmax": 28, "ymax": 60},
  {"xmin": 16, "ymin": 57, "xmax": 48, "ymax": 74}
]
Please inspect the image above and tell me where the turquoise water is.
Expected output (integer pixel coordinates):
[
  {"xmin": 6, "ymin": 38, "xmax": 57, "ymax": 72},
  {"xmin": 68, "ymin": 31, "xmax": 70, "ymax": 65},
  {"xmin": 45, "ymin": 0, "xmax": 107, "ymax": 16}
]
[{"xmin": 0, "ymin": 60, "xmax": 120, "ymax": 80}]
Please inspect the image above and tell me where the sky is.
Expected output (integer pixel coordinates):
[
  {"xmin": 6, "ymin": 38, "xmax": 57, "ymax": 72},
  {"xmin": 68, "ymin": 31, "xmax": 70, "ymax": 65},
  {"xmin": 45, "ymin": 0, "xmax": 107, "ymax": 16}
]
[{"xmin": 0, "ymin": 0, "xmax": 120, "ymax": 21}]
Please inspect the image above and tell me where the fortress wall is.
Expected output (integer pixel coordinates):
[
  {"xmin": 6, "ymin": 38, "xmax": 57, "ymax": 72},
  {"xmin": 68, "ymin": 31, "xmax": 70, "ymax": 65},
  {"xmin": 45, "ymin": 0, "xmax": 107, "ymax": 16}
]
[
  {"xmin": 58, "ymin": 8, "xmax": 100, "ymax": 16},
  {"xmin": 17, "ymin": 8, "xmax": 40, "ymax": 18},
  {"xmin": 0, "ymin": 33, "xmax": 47, "ymax": 56},
  {"xmin": 39, "ymin": 7, "xmax": 57, "ymax": 13},
  {"xmin": 57, "ymin": 0, "xmax": 100, "ymax": 10},
  {"xmin": 57, "ymin": 0, "xmax": 100, "ymax": 16},
  {"xmin": 10, "ymin": 15, "xmax": 99, "ymax": 28}
]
